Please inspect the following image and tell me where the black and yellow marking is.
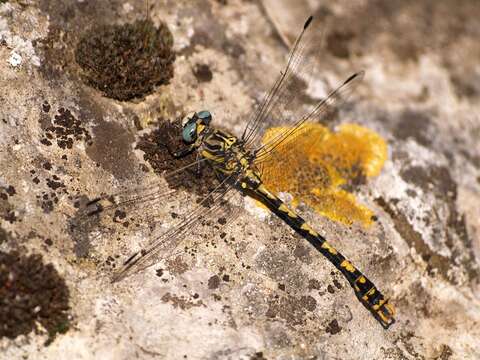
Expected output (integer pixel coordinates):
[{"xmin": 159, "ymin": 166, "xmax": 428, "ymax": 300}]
[
  {"xmin": 195, "ymin": 127, "xmax": 396, "ymax": 328},
  {"xmin": 97, "ymin": 13, "xmax": 396, "ymax": 329},
  {"xmin": 243, "ymin": 179, "xmax": 396, "ymax": 329},
  {"xmin": 171, "ymin": 124, "xmax": 395, "ymax": 329}
]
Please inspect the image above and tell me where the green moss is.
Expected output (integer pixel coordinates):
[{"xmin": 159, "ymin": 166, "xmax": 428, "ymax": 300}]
[{"xmin": 75, "ymin": 19, "xmax": 175, "ymax": 101}]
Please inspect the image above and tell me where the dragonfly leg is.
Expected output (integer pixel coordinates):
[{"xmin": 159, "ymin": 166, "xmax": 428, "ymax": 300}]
[
  {"xmin": 158, "ymin": 140, "xmax": 194, "ymax": 159},
  {"xmin": 195, "ymin": 153, "xmax": 204, "ymax": 176}
]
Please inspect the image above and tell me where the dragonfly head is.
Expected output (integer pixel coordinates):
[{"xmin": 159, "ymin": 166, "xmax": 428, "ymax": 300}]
[{"xmin": 181, "ymin": 110, "xmax": 212, "ymax": 144}]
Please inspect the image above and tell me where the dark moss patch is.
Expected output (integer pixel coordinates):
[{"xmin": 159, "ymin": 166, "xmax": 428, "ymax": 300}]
[
  {"xmin": 325, "ymin": 319, "xmax": 341, "ymax": 335},
  {"xmin": 265, "ymin": 292, "xmax": 316, "ymax": 326},
  {"xmin": 161, "ymin": 292, "xmax": 204, "ymax": 310},
  {"xmin": 292, "ymin": 243, "xmax": 311, "ymax": 262},
  {"xmin": 0, "ymin": 251, "xmax": 70, "ymax": 345},
  {"xmin": 222, "ymin": 39, "xmax": 245, "ymax": 58},
  {"xmin": 308, "ymin": 278, "xmax": 321, "ymax": 290},
  {"xmin": 4, "ymin": 185, "xmax": 16, "ymax": 196},
  {"xmin": 193, "ymin": 63, "xmax": 213, "ymax": 83},
  {"xmin": 46, "ymin": 177, "xmax": 66, "ymax": 191},
  {"xmin": 156, "ymin": 268, "xmax": 164, "ymax": 277},
  {"xmin": 37, "ymin": 25, "xmax": 73, "ymax": 83},
  {"xmin": 250, "ymin": 352, "xmax": 267, "ymax": 360},
  {"xmin": 136, "ymin": 119, "xmax": 219, "ymax": 197},
  {"xmin": 0, "ymin": 186, "xmax": 17, "ymax": 223},
  {"xmin": 333, "ymin": 278, "xmax": 342, "ymax": 289},
  {"xmin": 43, "ymin": 161, "xmax": 52, "ymax": 171},
  {"xmin": 40, "ymin": 108, "xmax": 92, "ymax": 149},
  {"xmin": 208, "ymin": 274, "xmax": 220, "ymax": 289},
  {"xmin": 42, "ymin": 101, "xmax": 51, "ymax": 113},
  {"xmin": 75, "ymin": 19, "xmax": 175, "ymax": 101},
  {"xmin": 30, "ymin": 169, "xmax": 69, "ymax": 214},
  {"xmin": 299, "ymin": 295, "xmax": 317, "ymax": 311},
  {"xmin": 166, "ymin": 256, "xmax": 189, "ymax": 275},
  {"xmin": 37, "ymin": 191, "xmax": 58, "ymax": 214}
]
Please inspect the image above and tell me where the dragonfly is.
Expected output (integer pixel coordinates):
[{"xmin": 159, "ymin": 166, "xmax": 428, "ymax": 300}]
[{"xmin": 85, "ymin": 16, "xmax": 395, "ymax": 329}]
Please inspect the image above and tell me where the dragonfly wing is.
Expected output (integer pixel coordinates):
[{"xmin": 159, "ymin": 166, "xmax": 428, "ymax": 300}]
[
  {"xmin": 70, "ymin": 160, "xmax": 218, "ymax": 256},
  {"xmin": 75, "ymin": 157, "xmax": 212, "ymax": 232},
  {"xmin": 253, "ymin": 71, "xmax": 364, "ymax": 166},
  {"xmin": 241, "ymin": 16, "xmax": 363, "ymax": 154},
  {"xmin": 111, "ymin": 173, "xmax": 242, "ymax": 282}
]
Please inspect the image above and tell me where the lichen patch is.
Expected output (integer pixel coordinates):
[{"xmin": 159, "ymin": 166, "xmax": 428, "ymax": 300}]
[{"xmin": 260, "ymin": 123, "xmax": 388, "ymax": 227}]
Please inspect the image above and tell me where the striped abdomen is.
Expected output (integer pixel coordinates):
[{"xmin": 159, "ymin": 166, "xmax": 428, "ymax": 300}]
[{"xmin": 243, "ymin": 180, "xmax": 395, "ymax": 329}]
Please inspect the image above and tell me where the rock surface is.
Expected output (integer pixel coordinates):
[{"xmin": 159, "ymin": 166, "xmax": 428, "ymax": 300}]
[{"xmin": 0, "ymin": 0, "xmax": 479, "ymax": 359}]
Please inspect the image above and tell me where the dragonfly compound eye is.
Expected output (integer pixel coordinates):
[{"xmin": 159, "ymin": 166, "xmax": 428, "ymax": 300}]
[
  {"xmin": 196, "ymin": 110, "xmax": 212, "ymax": 125},
  {"xmin": 182, "ymin": 121, "xmax": 198, "ymax": 143}
]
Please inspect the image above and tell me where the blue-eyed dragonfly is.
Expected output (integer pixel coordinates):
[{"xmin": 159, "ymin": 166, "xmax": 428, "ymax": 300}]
[{"xmin": 85, "ymin": 16, "xmax": 395, "ymax": 329}]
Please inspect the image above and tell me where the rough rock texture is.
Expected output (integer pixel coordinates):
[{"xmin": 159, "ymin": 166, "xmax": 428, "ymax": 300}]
[{"xmin": 0, "ymin": 0, "xmax": 479, "ymax": 359}]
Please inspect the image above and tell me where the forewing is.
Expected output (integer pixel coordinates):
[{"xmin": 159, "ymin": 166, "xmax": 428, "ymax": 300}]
[
  {"xmin": 73, "ymin": 158, "xmax": 212, "ymax": 250},
  {"xmin": 111, "ymin": 173, "xmax": 242, "ymax": 282},
  {"xmin": 241, "ymin": 16, "xmax": 363, "ymax": 155},
  {"xmin": 241, "ymin": 16, "xmax": 320, "ymax": 148},
  {"xmin": 254, "ymin": 71, "xmax": 364, "ymax": 166}
]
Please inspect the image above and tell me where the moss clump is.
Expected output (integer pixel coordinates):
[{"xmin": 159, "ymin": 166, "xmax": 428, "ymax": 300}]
[
  {"xmin": 136, "ymin": 119, "xmax": 219, "ymax": 198},
  {"xmin": 0, "ymin": 251, "xmax": 70, "ymax": 345},
  {"xmin": 75, "ymin": 19, "xmax": 175, "ymax": 101}
]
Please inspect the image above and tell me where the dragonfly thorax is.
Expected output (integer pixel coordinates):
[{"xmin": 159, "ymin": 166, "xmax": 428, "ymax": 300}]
[
  {"xmin": 181, "ymin": 111, "xmax": 256, "ymax": 176},
  {"xmin": 198, "ymin": 125, "xmax": 259, "ymax": 179}
]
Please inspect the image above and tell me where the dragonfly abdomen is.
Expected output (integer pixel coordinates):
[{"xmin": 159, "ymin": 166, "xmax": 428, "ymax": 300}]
[{"xmin": 244, "ymin": 182, "xmax": 396, "ymax": 329}]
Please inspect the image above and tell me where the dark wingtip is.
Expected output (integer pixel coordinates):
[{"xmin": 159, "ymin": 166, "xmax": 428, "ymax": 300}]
[
  {"xmin": 304, "ymin": 15, "xmax": 313, "ymax": 30},
  {"xmin": 124, "ymin": 251, "xmax": 140, "ymax": 266},
  {"xmin": 86, "ymin": 197, "xmax": 101, "ymax": 207},
  {"xmin": 111, "ymin": 254, "xmax": 138, "ymax": 283},
  {"xmin": 85, "ymin": 197, "xmax": 103, "ymax": 216},
  {"xmin": 344, "ymin": 70, "xmax": 365, "ymax": 85}
]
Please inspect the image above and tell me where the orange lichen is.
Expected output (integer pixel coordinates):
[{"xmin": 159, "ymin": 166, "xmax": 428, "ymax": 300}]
[{"xmin": 259, "ymin": 123, "xmax": 388, "ymax": 227}]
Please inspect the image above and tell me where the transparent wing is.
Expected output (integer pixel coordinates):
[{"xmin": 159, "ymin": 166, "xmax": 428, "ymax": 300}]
[
  {"xmin": 241, "ymin": 15, "xmax": 363, "ymax": 155},
  {"xmin": 82, "ymin": 157, "xmax": 211, "ymax": 218},
  {"xmin": 71, "ymin": 157, "xmax": 215, "ymax": 260},
  {"xmin": 111, "ymin": 172, "xmax": 242, "ymax": 282},
  {"xmin": 241, "ymin": 16, "xmax": 320, "ymax": 148},
  {"xmin": 254, "ymin": 71, "xmax": 364, "ymax": 166}
]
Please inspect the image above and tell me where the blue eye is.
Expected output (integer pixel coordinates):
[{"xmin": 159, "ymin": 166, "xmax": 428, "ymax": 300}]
[
  {"xmin": 197, "ymin": 110, "xmax": 212, "ymax": 124},
  {"xmin": 182, "ymin": 122, "xmax": 197, "ymax": 143}
]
